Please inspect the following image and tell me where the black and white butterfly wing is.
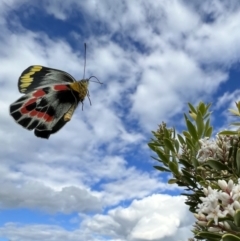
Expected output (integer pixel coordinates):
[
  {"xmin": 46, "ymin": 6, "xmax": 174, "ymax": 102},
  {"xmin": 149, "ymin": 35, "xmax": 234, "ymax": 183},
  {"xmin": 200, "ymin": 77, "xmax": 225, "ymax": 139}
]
[{"xmin": 18, "ymin": 65, "xmax": 77, "ymax": 94}]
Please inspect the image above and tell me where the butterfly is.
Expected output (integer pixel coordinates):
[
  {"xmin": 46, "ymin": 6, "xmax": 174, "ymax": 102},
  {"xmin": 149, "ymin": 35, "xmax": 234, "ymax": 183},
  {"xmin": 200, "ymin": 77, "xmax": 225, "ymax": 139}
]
[{"xmin": 9, "ymin": 46, "xmax": 101, "ymax": 139}]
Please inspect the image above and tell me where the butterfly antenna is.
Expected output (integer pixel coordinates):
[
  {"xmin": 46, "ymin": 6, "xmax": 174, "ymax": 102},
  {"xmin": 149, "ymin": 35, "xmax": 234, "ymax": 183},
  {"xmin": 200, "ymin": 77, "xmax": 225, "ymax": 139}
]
[
  {"xmin": 89, "ymin": 75, "xmax": 103, "ymax": 85},
  {"xmin": 83, "ymin": 43, "xmax": 87, "ymax": 79}
]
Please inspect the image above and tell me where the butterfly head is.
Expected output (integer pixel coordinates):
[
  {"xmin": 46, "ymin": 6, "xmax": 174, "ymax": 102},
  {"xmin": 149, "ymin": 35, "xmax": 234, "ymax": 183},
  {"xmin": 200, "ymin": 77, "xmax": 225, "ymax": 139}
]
[{"xmin": 74, "ymin": 79, "xmax": 90, "ymax": 102}]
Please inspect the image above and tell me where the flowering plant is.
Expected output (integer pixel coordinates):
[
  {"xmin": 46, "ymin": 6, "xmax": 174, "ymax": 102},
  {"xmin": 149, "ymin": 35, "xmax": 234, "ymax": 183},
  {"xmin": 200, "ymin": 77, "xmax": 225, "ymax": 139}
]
[{"xmin": 148, "ymin": 102, "xmax": 240, "ymax": 241}]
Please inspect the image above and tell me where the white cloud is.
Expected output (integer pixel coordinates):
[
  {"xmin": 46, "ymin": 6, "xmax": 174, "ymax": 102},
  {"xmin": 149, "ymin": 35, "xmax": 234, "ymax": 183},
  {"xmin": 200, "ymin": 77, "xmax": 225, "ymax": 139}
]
[
  {"xmin": 0, "ymin": 181, "xmax": 101, "ymax": 213},
  {"xmin": 82, "ymin": 194, "xmax": 194, "ymax": 241},
  {"xmin": 0, "ymin": 194, "xmax": 194, "ymax": 241}
]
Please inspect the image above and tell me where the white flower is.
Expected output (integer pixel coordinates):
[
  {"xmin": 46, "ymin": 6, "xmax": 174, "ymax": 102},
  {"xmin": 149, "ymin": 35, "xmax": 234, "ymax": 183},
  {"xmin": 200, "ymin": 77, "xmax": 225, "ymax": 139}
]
[
  {"xmin": 206, "ymin": 205, "xmax": 228, "ymax": 225},
  {"xmin": 224, "ymin": 203, "xmax": 235, "ymax": 217}
]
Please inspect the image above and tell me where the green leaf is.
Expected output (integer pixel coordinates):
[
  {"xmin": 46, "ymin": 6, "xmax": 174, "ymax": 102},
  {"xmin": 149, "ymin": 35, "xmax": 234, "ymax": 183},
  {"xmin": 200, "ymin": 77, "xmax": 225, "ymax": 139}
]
[
  {"xmin": 186, "ymin": 119, "xmax": 198, "ymax": 141},
  {"xmin": 237, "ymin": 149, "xmax": 240, "ymax": 176},
  {"xmin": 155, "ymin": 148, "xmax": 170, "ymax": 165},
  {"xmin": 196, "ymin": 231, "xmax": 222, "ymax": 239},
  {"xmin": 204, "ymin": 159, "xmax": 229, "ymax": 170},
  {"xmin": 182, "ymin": 131, "xmax": 192, "ymax": 139},
  {"xmin": 219, "ymin": 130, "xmax": 239, "ymax": 135},
  {"xmin": 153, "ymin": 166, "xmax": 170, "ymax": 172},
  {"xmin": 150, "ymin": 156, "xmax": 162, "ymax": 162},
  {"xmin": 198, "ymin": 102, "xmax": 206, "ymax": 116},
  {"xmin": 234, "ymin": 209, "xmax": 240, "ymax": 227},
  {"xmin": 196, "ymin": 111, "xmax": 204, "ymax": 138},
  {"xmin": 168, "ymin": 161, "xmax": 179, "ymax": 175},
  {"xmin": 174, "ymin": 139, "xmax": 179, "ymax": 153},
  {"xmin": 189, "ymin": 111, "xmax": 197, "ymax": 120},
  {"xmin": 188, "ymin": 103, "xmax": 197, "ymax": 114},
  {"xmin": 185, "ymin": 137, "xmax": 195, "ymax": 150},
  {"xmin": 222, "ymin": 234, "xmax": 240, "ymax": 241},
  {"xmin": 179, "ymin": 158, "xmax": 193, "ymax": 168},
  {"xmin": 205, "ymin": 126, "xmax": 213, "ymax": 137},
  {"xmin": 182, "ymin": 175, "xmax": 197, "ymax": 187},
  {"xmin": 224, "ymin": 220, "xmax": 240, "ymax": 231},
  {"xmin": 163, "ymin": 138, "xmax": 175, "ymax": 153},
  {"xmin": 229, "ymin": 108, "xmax": 240, "ymax": 116},
  {"xmin": 168, "ymin": 178, "xmax": 177, "ymax": 184},
  {"xmin": 231, "ymin": 122, "xmax": 240, "ymax": 126},
  {"xmin": 177, "ymin": 134, "xmax": 185, "ymax": 145},
  {"xmin": 163, "ymin": 128, "xmax": 170, "ymax": 139},
  {"xmin": 205, "ymin": 103, "xmax": 212, "ymax": 112},
  {"xmin": 192, "ymin": 157, "xmax": 199, "ymax": 168},
  {"xmin": 203, "ymin": 112, "xmax": 211, "ymax": 120},
  {"xmin": 181, "ymin": 169, "xmax": 194, "ymax": 178},
  {"xmin": 176, "ymin": 181, "xmax": 186, "ymax": 186},
  {"xmin": 148, "ymin": 143, "xmax": 157, "ymax": 151},
  {"xmin": 205, "ymin": 118, "xmax": 210, "ymax": 131}
]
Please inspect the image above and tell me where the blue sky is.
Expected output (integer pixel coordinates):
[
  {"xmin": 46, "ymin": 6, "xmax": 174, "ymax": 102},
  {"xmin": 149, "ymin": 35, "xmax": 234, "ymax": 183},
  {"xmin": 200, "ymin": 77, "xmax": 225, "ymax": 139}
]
[{"xmin": 1, "ymin": 0, "xmax": 240, "ymax": 240}]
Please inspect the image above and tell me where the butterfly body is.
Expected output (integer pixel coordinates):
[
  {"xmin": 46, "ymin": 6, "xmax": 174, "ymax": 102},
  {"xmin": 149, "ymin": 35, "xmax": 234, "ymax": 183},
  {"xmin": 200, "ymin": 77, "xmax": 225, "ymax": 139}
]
[{"xmin": 10, "ymin": 65, "xmax": 90, "ymax": 139}]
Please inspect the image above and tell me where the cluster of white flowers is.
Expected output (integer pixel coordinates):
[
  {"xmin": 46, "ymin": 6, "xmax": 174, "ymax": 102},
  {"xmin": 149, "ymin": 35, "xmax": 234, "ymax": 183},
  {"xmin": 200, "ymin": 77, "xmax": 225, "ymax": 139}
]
[
  {"xmin": 195, "ymin": 179, "xmax": 240, "ymax": 229},
  {"xmin": 197, "ymin": 136, "xmax": 231, "ymax": 163}
]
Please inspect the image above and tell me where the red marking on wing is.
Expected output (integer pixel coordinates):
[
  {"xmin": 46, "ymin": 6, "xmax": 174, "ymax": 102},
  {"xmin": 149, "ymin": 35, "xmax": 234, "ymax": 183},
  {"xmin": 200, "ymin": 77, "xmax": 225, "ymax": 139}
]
[
  {"xmin": 37, "ymin": 112, "xmax": 54, "ymax": 122},
  {"xmin": 29, "ymin": 110, "xmax": 38, "ymax": 117},
  {"xmin": 46, "ymin": 115, "xmax": 54, "ymax": 122},
  {"xmin": 53, "ymin": 85, "xmax": 69, "ymax": 91},
  {"xmin": 20, "ymin": 98, "xmax": 37, "ymax": 114},
  {"xmin": 33, "ymin": 89, "xmax": 46, "ymax": 97},
  {"xmin": 20, "ymin": 95, "xmax": 54, "ymax": 123}
]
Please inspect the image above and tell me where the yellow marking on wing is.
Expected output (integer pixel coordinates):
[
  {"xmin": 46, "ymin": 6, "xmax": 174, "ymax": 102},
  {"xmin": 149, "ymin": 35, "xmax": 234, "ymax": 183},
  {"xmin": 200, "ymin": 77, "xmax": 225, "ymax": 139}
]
[
  {"xmin": 31, "ymin": 66, "xmax": 42, "ymax": 71},
  {"xmin": 21, "ymin": 72, "xmax": 35, "ymax": 78},
  {"xmin": 21, "ymin": 88, "xmax": 27, "ymax": 92},
  {"xmin": 20, "ymin": 77, "xmax": 33, "ymax": 83},
  {"xmin": 20, "ymin": 83, "xmax": 31, "ymax": 88}
]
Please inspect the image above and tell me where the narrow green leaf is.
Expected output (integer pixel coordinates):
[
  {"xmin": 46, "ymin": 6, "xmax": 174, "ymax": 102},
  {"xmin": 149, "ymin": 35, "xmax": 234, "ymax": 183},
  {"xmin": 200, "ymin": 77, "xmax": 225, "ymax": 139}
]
[
  {"xmin": 188, "ymin": 103, "xmax": 197, "ymax": 114},
  {"xmin": 196, "ymin": 231, "xmax": 222, "ymax": 239},
  {"xmin": 205, "ymin": 126, "xmax": 213, "ymax": 137},
  {"xmin": 189, "ymin": 111, "xmax": 197, "ymax": 121},
  {"xmin": 153, "ymin": 166, "xmax": 170, "ymax": 172},
  {"xmin": 192, "ymin": 157, "xmax": 199, "ymax": 168},
  {"xmin": 155, "ymin": 148, "xmax": 170, "ymax": 165},
  {"xmin": 185, "ymin": 137, "xmax": 195, "ymax": 150},
  {"xmin": 225, "ymin": 220, "xmax": 240, "ymax": 231},
  {"xmin": 205, "ymin": 118, "xmax": 210, "ymax": 131},
  {"xmin": 182, "ymin": 169, "xmax": 194, "ymax": 178},
  {"xmin": 148, "ymin": 143, "xmax": 157, "ymax": 151},
  {"xmin": 177, "ymin": 134, "xmax": 185, "ymax": 145},
  {"xmin": 186, "ymin": 120, "xmax": 198, "ymax": 141},
  {"xmin": 204, "ymin": 159, "xmax": 229, "ymax": 171},
  {"xmin": 182, "ymin": 175, "xmax": 197, "ymax": 187},
  {"xmin": 150, "ymin": 156, "xmax": 162, "ymax": 162},
  {"xmin": 196, "ymin": 111, "xmax": 204, "ymax": 138},
  {"xmin": 222, "ymin": 234, "xmax": 240, "ymax": 241},
  {"xmin": 234, "ymin": 209, "xmax": 240, "ymax": 227},
  {"xmin": 229, "ymin": 109, "xmax": 240, "ymax": 116},
  {"xmin": 236, "ymin": 149, "xmax": 240, "ymax": 176},
  {"xmin": 174, "ymin": 139, "xmax": 179, "ymax": 153},
  {"xmin": 203, "ymin": 112, "xmax": 211, "ymax": 120},
  {"xmin": 176, "ymin": 181, "xmax": 186, "ymax": 186},
  {"xmin": 205, "ymin": 103, "xmax": 212, "ymax": 112},
  {"xmin": 198, "ymin": 102, "xmax": 206, "ymax": 116},
  {"xmin": 231, "ymin": 122, "xmax": 240, "ymax": 126},
  {"xmin": 168, "ymin": 161, "xmax": 179, "ymax": 175},
  {"xmin": 168, "ymin": 178, "xmax": 177, "ymax": 184},
  {"xmin": 219, "ymin": 130, "xmax": 239, "ymax": 135},
  {"xmin": 179, "ymin": 158, "xmax": 193, "ymax": 168},
  {"xmin": 163, "ymin": 138, "xmax": 175, "ymax": 153},
  {"xmin": 182, "ymin": 131, "xmax": 192, "ymax": 139}
]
